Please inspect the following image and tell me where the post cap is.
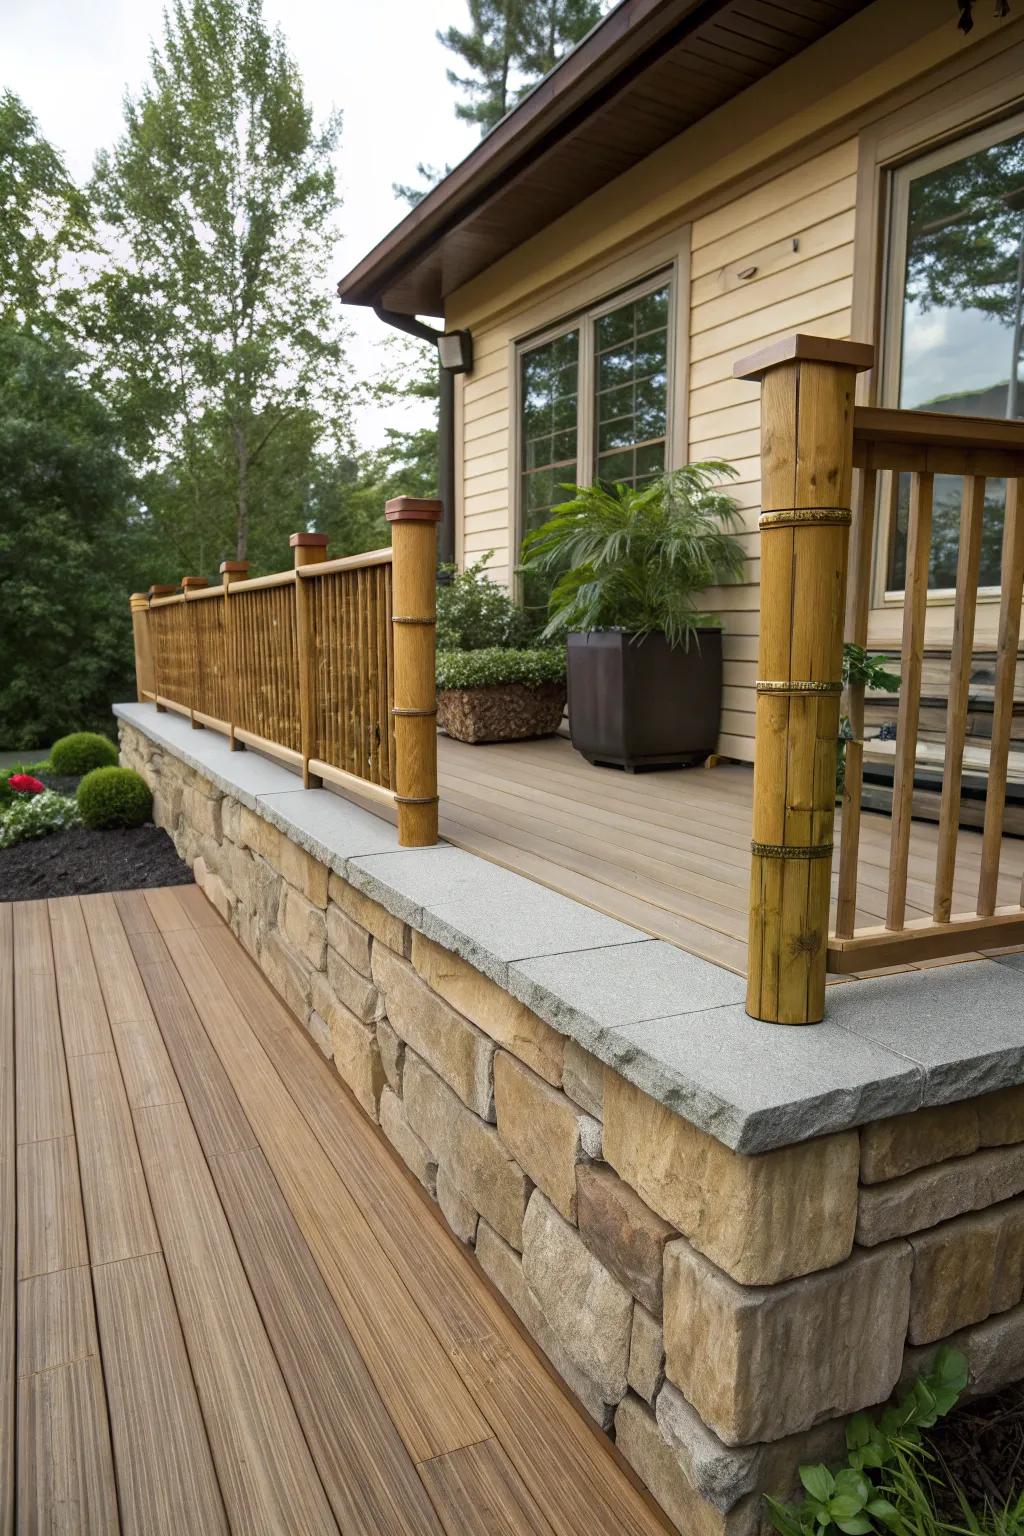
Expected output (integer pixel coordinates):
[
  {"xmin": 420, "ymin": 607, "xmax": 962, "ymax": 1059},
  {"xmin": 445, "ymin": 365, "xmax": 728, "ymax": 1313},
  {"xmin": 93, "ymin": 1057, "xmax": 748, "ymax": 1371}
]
[
  {"xmin": 181, "ymin": 576, "xmax": 210, "ymax": 590},
  {"xmin": 385, "ymin": 496, "xmax": 444, "ymax": 524},
  {"xmin": 734, "ymin": 334, "xmax": 875, "ymax": 382},
  {"xmin": 129, "ymin": 593, "xmax": 150, "ymax": 609},
  {"xmin": 148, "ymin": 584, "xmax": 176, "ymax": 598},
  {"xmin": 289, "ymin": 532, "xmax": 329, "ymax": 548},
  {"xmin": 219, "ymin": 559, "xmax": 249, "ymax": 575}
]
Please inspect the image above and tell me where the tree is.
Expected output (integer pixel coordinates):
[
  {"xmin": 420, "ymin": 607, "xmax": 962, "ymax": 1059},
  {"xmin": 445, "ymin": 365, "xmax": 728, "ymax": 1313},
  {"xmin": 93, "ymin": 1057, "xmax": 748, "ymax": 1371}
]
[
  {"xmin": 392, "ymin": 162, "xmax": 450, "ymax": 209},
  {"xmin": 90, "ymin": 0, "xmax": 352, "ymax": 567}
]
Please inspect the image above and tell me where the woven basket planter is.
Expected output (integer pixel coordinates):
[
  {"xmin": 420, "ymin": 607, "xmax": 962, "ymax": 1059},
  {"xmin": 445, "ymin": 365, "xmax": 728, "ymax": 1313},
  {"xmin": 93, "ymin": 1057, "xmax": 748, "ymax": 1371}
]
[{"xmin": 437, "ymin": 682, "xmax": 567, "ymax": 744}]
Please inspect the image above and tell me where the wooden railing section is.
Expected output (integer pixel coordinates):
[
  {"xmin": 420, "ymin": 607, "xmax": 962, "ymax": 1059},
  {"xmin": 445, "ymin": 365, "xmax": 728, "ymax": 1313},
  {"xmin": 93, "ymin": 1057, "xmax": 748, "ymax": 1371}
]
[
  {"xmin": 738, "ymin": 334, "xmax": 1024, "ymax": 1024},
  {"xmin": 128, "ymin": 497, "xmax": 442, "ymax": 847}
]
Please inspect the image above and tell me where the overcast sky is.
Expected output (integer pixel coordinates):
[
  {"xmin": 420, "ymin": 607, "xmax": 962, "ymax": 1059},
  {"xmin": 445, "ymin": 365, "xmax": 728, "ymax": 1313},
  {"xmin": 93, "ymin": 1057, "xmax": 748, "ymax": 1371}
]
[{"xmin": 3, "ymin": 0, "xmax": 480, "ymax": 445}]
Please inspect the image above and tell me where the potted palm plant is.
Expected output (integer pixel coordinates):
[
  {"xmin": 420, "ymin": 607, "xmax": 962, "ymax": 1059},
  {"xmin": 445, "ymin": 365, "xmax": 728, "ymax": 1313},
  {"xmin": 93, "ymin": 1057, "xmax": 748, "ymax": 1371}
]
[{"xmin": 520, "ymin": 463, "xmax": 744, "ymax": 770}]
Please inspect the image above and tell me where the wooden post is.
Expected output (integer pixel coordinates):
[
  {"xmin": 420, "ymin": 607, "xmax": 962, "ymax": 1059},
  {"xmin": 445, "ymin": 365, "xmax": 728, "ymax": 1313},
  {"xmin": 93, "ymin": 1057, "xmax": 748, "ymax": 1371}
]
[
  {"xmin": 219, "ymin": 560, "xmax": 249, "ymax": 750},
  {"xmin": 386, "ymin": 497, "xmax": 441, "ymax": 847},
  {"xmin": 290, "ymin": 533, "xmax": 329, "ymax": 788},
  {"xmin": 147, "ymin": 585, "xmax": 176, "ymax": 709},
  {"xmin": 736, "ymin": 335, "xmax": 873, "ymax": 1025},
  {"xmin": 181, "ymin": 577, "xmax": 209, "ymax": 728},
  {"xmin": 129, "ymin": 593, "xmax": 152, "ymax": 702}
]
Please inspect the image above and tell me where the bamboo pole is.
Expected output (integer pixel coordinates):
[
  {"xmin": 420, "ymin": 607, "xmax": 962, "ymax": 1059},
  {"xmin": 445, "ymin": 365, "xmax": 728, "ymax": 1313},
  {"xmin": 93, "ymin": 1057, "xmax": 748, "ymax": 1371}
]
[
  {"xmin": 219, "ymin": 560, "xmax": 248, "ymax": 750},
  {"xmin": 290, "ymin": 532, "xmax": 328, "ymax": 787},
  {"xmin": 386, "ymin": 496, "xmax": 441, "ymax": 847},
  {"xmin": 180, "ymin": 576, "xmax": 209, "ymax": 728},
  {"xmin": 129, "ymin": 594, "xmax": 153, "ymax": 702},
  {"xmin": 736, "ymin": 334, "xmax": 873, "ymax": 1025},
  {"xmin": 147, "ymin": 585, "xmax": 176, "ymax": 709}
]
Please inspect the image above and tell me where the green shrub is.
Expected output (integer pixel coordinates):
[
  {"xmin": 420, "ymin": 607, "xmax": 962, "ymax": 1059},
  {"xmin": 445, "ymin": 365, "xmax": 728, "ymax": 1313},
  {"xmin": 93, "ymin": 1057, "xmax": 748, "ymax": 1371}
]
[
  {"xmin": 437, "ymin": 557, "xmax": 538, "ymax": 650},
  {"xmin": 77, "ymin": 767, "xmax": 152, "ymax": 829},
  {"xmin": 0, "ymin": 760, "xmax": 53, "ymax": 808},
  {"xmin": 51, "ymin": 732, "xmax": 118, "ymax": 775},
  {"xmin": 0, "ymin": 791, "xmax": 80, "ymax": 848},
  {"xmin": 436, "ymin": 647, "xmax": 567, "ymax": 691}
]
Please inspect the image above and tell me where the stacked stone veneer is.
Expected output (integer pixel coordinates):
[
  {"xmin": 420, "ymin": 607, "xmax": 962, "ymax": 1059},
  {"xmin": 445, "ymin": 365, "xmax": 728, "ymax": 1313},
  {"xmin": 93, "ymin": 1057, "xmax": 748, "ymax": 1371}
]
[{"xmin": 120, "ymin": 720, "xmax": 1024, "ymax": 1536}]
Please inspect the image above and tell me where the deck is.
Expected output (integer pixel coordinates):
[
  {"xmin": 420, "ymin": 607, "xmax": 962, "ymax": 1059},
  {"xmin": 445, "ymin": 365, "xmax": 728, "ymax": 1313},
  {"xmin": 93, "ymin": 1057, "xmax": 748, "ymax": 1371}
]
[
  {"xmin": 437, "ymin": 733, "xmax": 1024, "ymax": 976},
  {"xmin": 2, "ymin": 886, "xmax": 669, "ymax": 1535}
]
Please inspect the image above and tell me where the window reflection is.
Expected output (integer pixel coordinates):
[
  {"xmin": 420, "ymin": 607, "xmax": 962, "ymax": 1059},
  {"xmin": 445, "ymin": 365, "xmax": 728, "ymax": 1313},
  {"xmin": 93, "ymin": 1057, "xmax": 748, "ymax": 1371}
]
[{"xmin": 595, "ymin": 285, "xmax": 669, "ymax": 490}]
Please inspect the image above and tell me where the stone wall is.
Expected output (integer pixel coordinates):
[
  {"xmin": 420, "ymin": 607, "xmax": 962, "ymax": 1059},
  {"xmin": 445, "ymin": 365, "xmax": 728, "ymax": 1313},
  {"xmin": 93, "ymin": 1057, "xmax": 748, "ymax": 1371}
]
[{"xmin": 121, "ymin": 719, "xmax": 1024, "ymax": 1536}]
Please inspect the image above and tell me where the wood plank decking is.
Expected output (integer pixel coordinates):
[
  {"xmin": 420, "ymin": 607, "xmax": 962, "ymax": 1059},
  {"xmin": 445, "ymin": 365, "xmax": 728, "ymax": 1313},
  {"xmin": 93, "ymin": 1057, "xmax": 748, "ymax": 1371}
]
[
  {"xmin": 3, "ymin": 887, "xmax": 670, "ymax": 1536},
  {"xmin": 437, "ymin": 733, "xmax": 1024, "ymax": 976}
]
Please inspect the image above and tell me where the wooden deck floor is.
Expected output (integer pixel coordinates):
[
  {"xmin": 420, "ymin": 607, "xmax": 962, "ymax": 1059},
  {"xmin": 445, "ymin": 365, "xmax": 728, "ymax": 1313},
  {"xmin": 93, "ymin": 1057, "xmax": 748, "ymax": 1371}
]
[
  {"xmin": 437, "ymin": 733, "xmax": 1024, "ymax": 976},
  {"xmin": 2, "ymin": 886, "xmax": 670, "ymax": 1536}
]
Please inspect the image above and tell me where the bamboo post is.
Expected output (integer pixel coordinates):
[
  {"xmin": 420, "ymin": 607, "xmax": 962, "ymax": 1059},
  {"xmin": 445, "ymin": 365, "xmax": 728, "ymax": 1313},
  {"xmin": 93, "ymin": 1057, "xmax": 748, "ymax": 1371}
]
[
  {"xmin": 386, "ymin": 497, "xmax": 441, "ymax": 847},
  {"xmin": 736, "ymin": 334, "xmax": 873, "ymax": 1025},
  {"xmin": 290, "ymin": 532, "xmax": 329, "ymax": 788},
  {"xmin": 147, "ymin": 585, "xmax": 176, "ymax": 709},
  {"xmin": 219, "ymin": 560, "xmax": 249, "ymax": 749},
  {"xmin": 181, "ymin": 576, "xmax": 209, "ymax": 728},
  {"xmin": 129, "ymin": 593, "xmax": 152, "ymax": 702}
]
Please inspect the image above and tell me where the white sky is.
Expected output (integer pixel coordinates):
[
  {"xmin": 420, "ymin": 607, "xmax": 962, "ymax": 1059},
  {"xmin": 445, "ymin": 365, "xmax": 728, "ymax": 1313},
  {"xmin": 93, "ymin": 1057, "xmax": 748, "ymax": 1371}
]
[{"xmin": 2, "ymin": 0, "xmax": 481, "ymax": 446}]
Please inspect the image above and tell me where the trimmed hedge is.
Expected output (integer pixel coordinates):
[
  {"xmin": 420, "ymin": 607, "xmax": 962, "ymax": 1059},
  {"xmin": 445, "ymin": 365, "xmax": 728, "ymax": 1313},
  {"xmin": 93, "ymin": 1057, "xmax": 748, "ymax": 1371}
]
[
  {"xmin": 51, "ymin": 732, "xmax": 118, "ymax": 775},
  {"xmin": 77, "ymin": 767, "xmax": 153, "ymax": 830},
  {"xmin": 436, "ymin": 647, "xmax": 567, "ymax": 690}
]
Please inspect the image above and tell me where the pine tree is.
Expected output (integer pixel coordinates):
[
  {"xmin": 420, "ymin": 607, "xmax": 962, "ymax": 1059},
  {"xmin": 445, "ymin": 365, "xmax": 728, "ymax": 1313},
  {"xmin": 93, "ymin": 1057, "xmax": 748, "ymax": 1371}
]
[{"xmin": 516, "ymin": 0, "xmax": 605, "ymax": 79}]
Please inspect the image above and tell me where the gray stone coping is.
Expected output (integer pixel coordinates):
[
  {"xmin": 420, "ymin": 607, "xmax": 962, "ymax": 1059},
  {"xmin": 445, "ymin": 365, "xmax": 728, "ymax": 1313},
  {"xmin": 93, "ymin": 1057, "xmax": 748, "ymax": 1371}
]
[{"xmin": 115, "ymin": 702, "xmax": 1024, "ymax": 1156}]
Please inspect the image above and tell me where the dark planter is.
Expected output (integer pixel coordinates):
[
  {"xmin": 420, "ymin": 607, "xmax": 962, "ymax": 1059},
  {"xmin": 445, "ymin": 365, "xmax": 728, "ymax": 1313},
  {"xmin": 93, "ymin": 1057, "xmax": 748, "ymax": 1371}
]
[{"xmin": 567, "ymin": 628, "xmax": 722, "ymax": 770}]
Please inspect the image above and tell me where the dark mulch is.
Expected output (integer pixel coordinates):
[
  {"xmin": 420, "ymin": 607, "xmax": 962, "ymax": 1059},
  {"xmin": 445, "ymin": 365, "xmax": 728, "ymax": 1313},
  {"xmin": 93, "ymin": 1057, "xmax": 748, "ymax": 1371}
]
[
  {"xmin": 0, "ymin": 824, "xmax": 193, "ymax": 902},
  {"xmin": 927, "ymin": 1382, "xmax": 1024, "ymax": 1516}
]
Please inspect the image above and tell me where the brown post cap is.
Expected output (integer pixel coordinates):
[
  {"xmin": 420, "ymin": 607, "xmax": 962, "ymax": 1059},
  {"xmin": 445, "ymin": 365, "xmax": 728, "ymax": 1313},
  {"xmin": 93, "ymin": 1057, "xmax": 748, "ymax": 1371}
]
[
  {"xmin": 733, "ymin": 334, "xmax": 875, "ymax": 382},
  {"xmin": 181, "ymin": 576, "xmax": 210, "ymax": 590},
  {"xmin": 129, "ymin": 593, "xmax": 150, "ymax": 610},
  {"xmin": 148, "ymin": 584, "xmax": 176, "ymax": 598},
  {"xmin": 385, "ymin": 496, "xmax": 444, "ymax": 523},
  {"xmin": 289, "ymin": 532, "xmax": 329, "ymax": 548},
  {"xmin": 219, "ymin": 559, "xmax": 249, "ymax": 575}
]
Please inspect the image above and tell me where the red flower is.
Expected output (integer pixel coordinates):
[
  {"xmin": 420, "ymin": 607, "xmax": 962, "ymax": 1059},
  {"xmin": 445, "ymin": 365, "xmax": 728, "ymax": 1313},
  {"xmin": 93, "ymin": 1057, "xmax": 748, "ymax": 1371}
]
[{"xmin": 8, "ymin": 774, "xmax": 44, "ymax": 795}]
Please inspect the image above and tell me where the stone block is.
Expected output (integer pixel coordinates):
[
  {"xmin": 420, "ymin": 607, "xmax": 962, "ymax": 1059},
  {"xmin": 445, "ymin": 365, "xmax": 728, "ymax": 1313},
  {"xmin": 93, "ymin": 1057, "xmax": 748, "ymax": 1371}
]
[
  {"xmin": 604, "ymin": 1073, "xmax": 859, "ymax": 1286},
  {"xmin": 627, "ymin": 1305, "xmax": 664, "ymax": 1404},
  {"xmin": 522, "ymin": 1192, "xmax": 633, "ymax": 1401},
  {"xmin": 259, "ymin": 931, "xmax": 312, "ymax": 1022},
  {"xmin": 326, "ymin": 903, "xmax": 373, "ymax": 977},
  {"xmin": 981, "ymin": 1085, "xmax": 1024, "ymax": 1148},
  {"xmin": 614, "ymin": 1395, "xmax": 756, "ymax": 1536},
  {"xmin": 250, "ymin": 855, "xmax": 283, "ymax": 933},
  {"xmin": 663, "ymin": 1237, "xmax": 912, "ymax": 1445},
  {"xmin": 373, "ymin": 944, "xmax": 494, "ymax": 1118},
  {"xmin": 577, "ymin": 1162, "xmax": 675, "ymax": 1315},
  {"xmin": 403, "ymin": 1054, "xmax": 529, "ymax": 1249},
  {"xmin": 183, "ymin": 784, "xmax": 223, "ymax": 842},
  {"xmin": 900, "ymin": 1301, "xmax": 1024, "ymax": 1403},
  {"xmin": 564, "ymin": 1041, "xmax": 604, "ymax": 1120},
  {"xmin": 304, "ymin": 1009, "xmax": 333, "ymax": 1060},
  {"xmin": 221, "ymin": 795, "xmax": 242, "ymax": 844},
  {"xmin": 437, "ymin": 1168, "xmax": 478, "ymax": 1245},
  {"xmin": 329, "ymin": 872, "xmax": 406, "ymax": 953},
  {"xmin": 278, "ymin": 885, "xmax": 328, "ymax": 971},
  {"xmin": 376, "ymin": 1017, "xmax": 404, "ymax": 1094},
  {"xmin": 329, "ymin": 998, "xmax": 385, "ymax": 1121},
  {"xmin": 411, "ymin": 932, "xmax": 563, "ymax": 1085},
  {"xmin": 239, "ymin": 805, "xmax": 283, "ymax": 864},
  {"xmin": 276, "ymin": 837, "xmax": 329, "ymax": 908},
  {"xmin": 907, "ymin": 1197, "xmax": 1024, "ymax": 1344},
  {"xmin": 857, "ymin": 1144, "xmax": 1024, "ymax": 1246},
  {"xmin": 325, "ymin": 949, "xmax": 383, "ymax": 1025},
  {"xmin": 860, "ymin": 1102, "xmax": 980, "ymax": 1184},
  {"xmin": 494, "ymin": 1052, "xmax": 598, "ymax": 1221},
  {"xmin": 380, "ymin": 1088, "xmax": 436, "ymax": 1194}
]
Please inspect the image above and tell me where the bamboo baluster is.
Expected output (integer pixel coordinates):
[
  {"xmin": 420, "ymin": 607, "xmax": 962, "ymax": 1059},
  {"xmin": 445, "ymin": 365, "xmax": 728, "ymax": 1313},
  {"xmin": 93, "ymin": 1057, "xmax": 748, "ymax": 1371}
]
[
  {"xmin": 886, "ymin": 473, "xmax": 933, "ymax": 931},
  {"xmin": 147, "ymin": 585, "xmax": 176, "ymax": 709},
  {"xmin": 933, "ymin": 477, "xmax": 985, "ymax": 921},
  {"xmin": 341, "ymin": 573, "xmax": 353, "ymax": 776},
  {"xmin": 387, "ymin": 497, "xmax": 442, "ymax": 847},
  {"xmin": 385, "ymin": 564, "xmax": 397, "ymax": 787},
  {"xmin": 376, "ymin": 565, "xmax": 390, "ymax": 788},
  {"xmin": 979, "ymin": 478, "xmax": 1024, "ymax": 915},
  {"xmin": 180, "ymin": 577, "xmax": 208, "ymax": 726},
  {"xmin": 356, "ymin": 568, "xmax": 369, "ymax": 780},
  {"xmin": 129, "ymin": 594, "xmax": 153, "ymax": 701},
  {"xmin": 366, "ymin": 568, "xmax": 379, "ymax": 785},
  {"xmin": 737, "ymin": 334, "xmax": 873, "ymax": 1025},
  {"xmin": 834, "ymin": 467, "xmax": 877, "ymax": 938},
  {"xmin": 291, "ymin": 533, "xmax": 328, "ymax": 786},
  {"xmin": 219, "ymin": 560, "xmax": 248, "ymax": 749}
]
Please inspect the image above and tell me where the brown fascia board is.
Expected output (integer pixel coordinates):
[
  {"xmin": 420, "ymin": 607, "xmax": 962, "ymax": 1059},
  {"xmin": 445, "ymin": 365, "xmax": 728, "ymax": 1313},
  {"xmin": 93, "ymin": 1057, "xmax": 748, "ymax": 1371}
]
[{"xmin": 336, "ymin": 0, "xmax": 730, "ymax": 310}]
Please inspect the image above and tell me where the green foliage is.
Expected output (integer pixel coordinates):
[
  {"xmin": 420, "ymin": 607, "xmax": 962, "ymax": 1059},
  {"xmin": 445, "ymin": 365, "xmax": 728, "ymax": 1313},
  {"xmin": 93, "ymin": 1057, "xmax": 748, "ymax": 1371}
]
[
  {"xmin": 51, "ymin": 733, "xmax": 119, "ymax": 775},
  {"xmin": 0, "ymin": 790, "xmax": 80, "ymax": 848},
  {"xmin": 76, "ymin": 766, "xmax": 153, "ymax": 829},
  {"xmin": 436, "ymin": 648, "xmax": 567, "ymax": 690},
  {"xmin": 437, "ymin": 556, "xmax": 536, "ymax": 651},
  {"xmin": 0, "ymin": 761, "xmax": 52, "ymax": 808},
  {"xmin": 520, "ymin": 464, "xmax": 745, "ymax": 648},
  {"xmin": 764, "ymin": 1349, "xmax": 970, "ymax": 1536},
  {"xmin": 837, "ymin": 645, "xmax": 901, "ymax": 792}
]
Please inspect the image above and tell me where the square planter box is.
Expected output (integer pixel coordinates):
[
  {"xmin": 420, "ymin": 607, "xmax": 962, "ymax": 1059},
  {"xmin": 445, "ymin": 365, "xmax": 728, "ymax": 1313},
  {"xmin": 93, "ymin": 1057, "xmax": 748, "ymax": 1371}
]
[{"xmin": 438, "ymin": 682, "xmax": 567, "ymax": 744}]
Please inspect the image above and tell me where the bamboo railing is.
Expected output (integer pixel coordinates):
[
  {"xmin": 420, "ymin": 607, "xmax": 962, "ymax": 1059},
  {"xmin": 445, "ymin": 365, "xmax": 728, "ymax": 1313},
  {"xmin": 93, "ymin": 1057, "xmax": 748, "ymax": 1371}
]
[
  {"xmin": 129, "ymin": 497, "xmax": 442, "ymax": 847},
  {"xmin": 739, "ymin": 334, "xmax": 1024, "ymax": 1023}
]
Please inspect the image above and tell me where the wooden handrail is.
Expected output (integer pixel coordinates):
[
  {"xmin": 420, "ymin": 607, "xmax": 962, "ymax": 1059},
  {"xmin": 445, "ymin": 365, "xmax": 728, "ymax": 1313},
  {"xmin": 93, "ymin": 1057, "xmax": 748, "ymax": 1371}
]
[{"xmin": 853, "ymin": 405, "xmax": 1024, "ymax": 477}]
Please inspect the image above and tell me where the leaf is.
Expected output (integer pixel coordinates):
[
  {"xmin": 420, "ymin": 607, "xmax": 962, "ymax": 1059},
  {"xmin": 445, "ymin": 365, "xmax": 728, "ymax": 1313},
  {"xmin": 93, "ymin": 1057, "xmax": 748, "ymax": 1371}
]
[
  {"xmin": 865, "ymin": 1498, "xmax": 900, "ymax": 1529},
  {"xmin": 800, "ymin": 1467, "xmax": 836, "ymax": 1504},
  {"xmin": 846, "ymin": 1414, "xmax": 873, "ymax": 1451},
  {"xmin": 827, "ymin": 1494, "xmax": 866, "ymax": 1520},
  {"xmin": 834, "ymin": 1518, "xmax": 873, "ymax": 1534}
]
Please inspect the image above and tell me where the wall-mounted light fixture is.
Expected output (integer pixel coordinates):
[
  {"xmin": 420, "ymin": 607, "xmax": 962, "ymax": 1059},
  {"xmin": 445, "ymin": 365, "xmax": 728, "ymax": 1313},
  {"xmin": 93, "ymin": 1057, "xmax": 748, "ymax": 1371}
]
[{"xmin": 436, "ymin": 328, "xmax": 474, "ymax": 374}]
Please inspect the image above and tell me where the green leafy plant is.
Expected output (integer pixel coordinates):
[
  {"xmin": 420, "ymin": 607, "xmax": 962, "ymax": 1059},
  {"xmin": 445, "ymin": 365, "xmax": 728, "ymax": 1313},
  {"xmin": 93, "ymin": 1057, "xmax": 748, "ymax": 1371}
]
[
  {"xmin": 837, "ymin": 645, "xmax": 901, "ymax": 792},
  {"xmin": 436, "ymin": 647, "xmax": 567, "ymax": 691},
  {"xmin": 76, "ymin": 766, "xmax": 152, "ymax": 829},
  {"xmin": 0, "ymin": 790, "xmax": 80, "ymax": 848},
  {"xmin": 519, "ymin": 464, "xmax": 745, "ymax": 648},
  {"xmin": 50, "ymin": 732, "xmax": 118, "ymax": 776},
  {"xmin": 0, "ymin": 760, "xmax": 53, "ymax": 808},
  {"xmin": 437, "ymin": 557, "xmax": 538, "ymax": 651}
]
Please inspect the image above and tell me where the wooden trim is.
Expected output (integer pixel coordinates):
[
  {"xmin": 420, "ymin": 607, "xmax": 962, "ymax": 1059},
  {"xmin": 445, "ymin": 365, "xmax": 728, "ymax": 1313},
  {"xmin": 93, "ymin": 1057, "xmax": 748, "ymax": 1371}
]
[
  {"xmin": 191, "ymin": 710, "xmax": 230, "ymax": 736},
  {"xmin": 226, "ymin": 571, "xmax": 297, "ymax": 594},
  {"xmin": 306, "ymin": 760, "xmax": 398, "ymax": 813},
  {"xmin": 154, "ymin": 696, "xmax": 192, "ymax": 720},
  {"xmin": 296, "ymin": 549, "xmax": 393, "ymax": 578},
  {"xmin": 232, "ymin": 730, "xmax": 303, "ymax": 769},
  {"xmin": 828, "ymin": 908, "xmax": 1024, "ymax": 973}
]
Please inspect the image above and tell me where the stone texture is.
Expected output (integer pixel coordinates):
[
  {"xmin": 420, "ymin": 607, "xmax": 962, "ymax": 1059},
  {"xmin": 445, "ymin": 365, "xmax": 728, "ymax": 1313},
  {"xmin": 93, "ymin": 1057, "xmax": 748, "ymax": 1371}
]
[
  {"xmin": 376, "ymin": 1017, "xmax": 404, "ymax": 1094},
  {"xmin": 239, "ymin": 804, "xmax": 283, "ymax": 864},
  {"xmin": 278, "ymin": 885, "xmax": 328, "ymax": 971},
  {"xmin": 182, "ymin": 784, "xmax": 222, "ymax": 842},
  {"xmin": 907, "ymin": 1197, "xmax": 1024, "ymax": 1344},
  {"xmin": 494, "ymin": 1052, "xmax": 598, "ymax": 1221},
  {"xmin": 614, "ymin": 1395, "xmax": 756, "ymax": 1536},
  {"xmin": 258, "ymin": 784, "xmax": 398, "ymax": 863},
  {"xmin": 193, "ymin": 859, "xmax": 233, "ymax": 924},
  {"xmin": 403, "ymin": 1054, "xmax": 529, "ymax": 1249},
  {"xmin": 411, "ymin": 931, "xmax": 564, "ymax": 1085},
  {"xmin": 329, "ymin": 872, "xmax": 406, "ymax": 953},
  {"xmin": 260, "ymin": 930, "xmax": 313, "ymax": 1021},
  {"xmin": 436, "ymin": 1168, "xmax": 478, "ymax": 1245},
  {"xmin": 221, "ymin": 795, "xmax": 242, "ymax": 843},
  {"xmin": 521, "ymin": 1192, "xmax": 633, "ymax": 1401},
  {"xmin": 328, "ymin": 998, "xmax": 385, "ymax": 1121},
  {"xmin": 663, "ymin": 1237, "xmax": 912, "ymax": 1445},
  {"xmin": 325, "ymin": 949, "xmax": 383, "ymax": 1025},
  {"xmin": 326, "ymin": 902, "xmax": 373, "ymax": 976},
  {"xmin": 901, "ymin": 1301, "xmax": 1024, "ymax": 1402},
  {"xmin": 857, "ymin": 1144, "xmax": 1024, "ymax": 1246},
  {"xmin": 563, "ymin": 1041, "xmax": 604, "ymax": 1120},
  {"xmin": 304, "ymin": 1009, "xmax": 333, "ymax": 1059},
  {"xmin": 981, "ymin": 1084, "xmax": 1024, "ymax": 1147},
  {"xmin": 276, "ymin": 836, "xmax": 329, "ymax": 908},
  {"xmin": 380, "ymin": 1088, "xmax": 436, "ymax": 1194},
  {"xmin": 604, "ymin": 1073, "xmax": 859, "ymax": 1286},
  {"xmin": 627, "ymin": 1305, "xmax": 664, "ymax": 1404},
  {"xmin": 577, "ymin": 1163, "xmax": 675, "ymax": 1315},
  {"xmin": 860, "ymin": 1102, "xmax": 980, "ymax": 1184},
  {"xmin": 373, "ymin": 944, "xmax": 494, "ymax": 1118}
]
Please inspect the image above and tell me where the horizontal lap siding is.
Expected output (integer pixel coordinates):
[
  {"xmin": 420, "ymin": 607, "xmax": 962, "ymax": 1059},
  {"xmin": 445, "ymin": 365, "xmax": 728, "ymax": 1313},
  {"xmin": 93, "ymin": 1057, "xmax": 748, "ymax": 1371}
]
[
  {"xmin": 462, "ymin": 340, "xmax": 512, "ymax": 583},
  {"xmin": 688, "ymin": 140, "xmax": 858, "ymax": 763}
]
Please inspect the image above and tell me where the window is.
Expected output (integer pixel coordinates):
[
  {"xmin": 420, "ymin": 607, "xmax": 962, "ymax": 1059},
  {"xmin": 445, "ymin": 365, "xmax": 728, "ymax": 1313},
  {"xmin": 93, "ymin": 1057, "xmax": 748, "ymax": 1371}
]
[
  {"xmin": 594, "ymin": 285, "xmax": 670, "ymax": 490},
  {"xmin": 883, "ymin": 116, "xmax": 1024, "ymax": 592}
]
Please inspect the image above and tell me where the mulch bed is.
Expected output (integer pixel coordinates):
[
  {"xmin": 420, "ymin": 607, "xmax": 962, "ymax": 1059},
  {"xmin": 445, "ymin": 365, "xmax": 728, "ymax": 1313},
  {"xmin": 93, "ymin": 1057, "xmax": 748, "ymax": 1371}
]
[
  {"xmin": 0, "ymin": 824, "xmax": 193, "ymax": 903},
  {"xmin": 927, "ymin": 1382, "xmax": 1024, "ymax": 1515}
]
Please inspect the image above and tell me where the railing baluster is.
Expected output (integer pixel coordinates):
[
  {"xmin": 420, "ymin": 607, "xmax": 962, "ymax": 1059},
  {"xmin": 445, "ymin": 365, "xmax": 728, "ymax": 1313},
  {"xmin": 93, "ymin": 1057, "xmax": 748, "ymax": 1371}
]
[
  {"xmin": 220, "ymin": 560, "xmax": 248, "ymax": 749},
  {"xmin": 886, "ymin": 471, "xmax": 933, "ymax": 932},
  {"xmin": 835, "ymin": 466, "xmax": 877, "ymax": 938},
  {"xmin": 979, "ymin": 477, "xmax": 1024, "ymax": 915},
  {"xmin": 291, "ymin": 533, "xmax": 329, "ymax": 788},
  {"xmin": 933, "ymin": 476, "xmax": 985, "ymax": 921}
]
